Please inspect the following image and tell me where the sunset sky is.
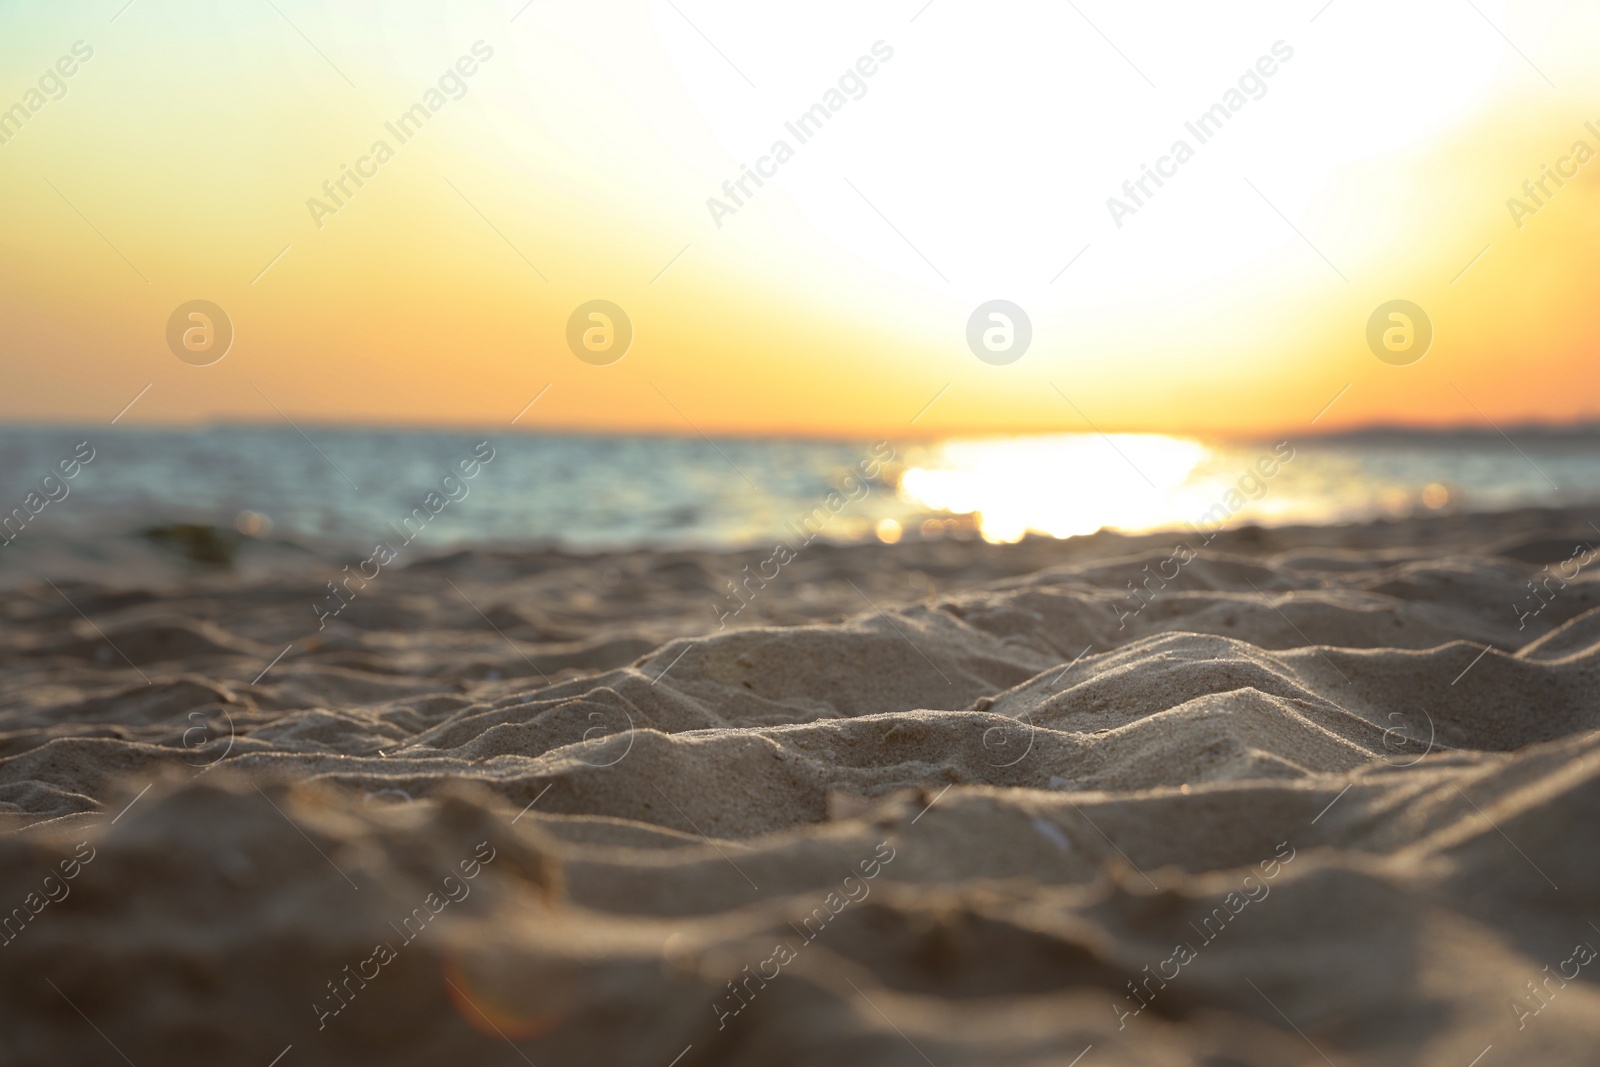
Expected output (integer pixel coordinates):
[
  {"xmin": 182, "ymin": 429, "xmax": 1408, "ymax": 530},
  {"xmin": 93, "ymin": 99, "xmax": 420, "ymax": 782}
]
[{"xmin": 1, "ymin": 0, "xmax": 1597, "ymax": 438}]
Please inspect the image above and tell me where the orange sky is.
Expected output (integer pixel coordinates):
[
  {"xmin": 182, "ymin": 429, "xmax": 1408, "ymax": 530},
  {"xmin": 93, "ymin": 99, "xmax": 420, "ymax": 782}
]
[{"xmin": 1, "ymin": 0, "xmax": 1597, "ymax": 439}]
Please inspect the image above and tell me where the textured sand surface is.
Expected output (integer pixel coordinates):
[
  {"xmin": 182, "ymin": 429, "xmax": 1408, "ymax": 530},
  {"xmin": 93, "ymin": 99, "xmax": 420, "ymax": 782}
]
[{"xmin": 3, "ymin": 508, "xmax": 1600, "ymax": 1065}]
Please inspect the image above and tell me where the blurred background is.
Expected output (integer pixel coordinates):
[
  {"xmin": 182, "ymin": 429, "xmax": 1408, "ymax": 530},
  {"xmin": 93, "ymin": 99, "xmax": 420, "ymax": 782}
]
[{"xmin": 2, "ymin": 0, "xmax": 1597, "ymax": 568}]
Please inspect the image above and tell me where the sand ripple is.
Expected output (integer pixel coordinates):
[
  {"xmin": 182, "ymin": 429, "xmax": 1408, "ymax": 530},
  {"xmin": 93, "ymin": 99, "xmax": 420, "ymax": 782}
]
[{"xmin": 2, "ymin": 511, "xmax": 1598, "ymax": 1065}]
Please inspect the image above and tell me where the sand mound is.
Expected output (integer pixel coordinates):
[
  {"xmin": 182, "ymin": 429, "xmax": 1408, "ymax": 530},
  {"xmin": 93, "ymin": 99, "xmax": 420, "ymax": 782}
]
[{"xmin": 2, "ymin": 507, "xmax": 1599, "ymax": 1065}]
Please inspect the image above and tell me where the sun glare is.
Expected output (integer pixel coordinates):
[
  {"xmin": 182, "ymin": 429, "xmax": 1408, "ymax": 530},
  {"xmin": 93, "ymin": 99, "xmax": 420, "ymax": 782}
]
[{"xmin": 897, "ymin": 434, "xmax": 1210, "ymax": 542}]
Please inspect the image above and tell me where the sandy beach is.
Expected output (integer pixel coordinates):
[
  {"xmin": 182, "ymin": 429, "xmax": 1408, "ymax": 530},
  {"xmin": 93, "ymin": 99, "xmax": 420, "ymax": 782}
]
[
  {"xmin": 0, "ymin": 504, "xmax": 1597, "ymax": 1065},
  {"xmin": 5, "ymin": 0, "xmax": 1595, "ymax": 1059}
]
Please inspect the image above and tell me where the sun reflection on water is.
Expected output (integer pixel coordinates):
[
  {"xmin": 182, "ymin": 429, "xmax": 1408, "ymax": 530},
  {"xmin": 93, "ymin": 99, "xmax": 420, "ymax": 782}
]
[
  {"xmin": 890, "ymin": 431, "xmax": 1555, "ymax": 544},
  {"xmin": 897, "ymin": 434, "xmax": 1217, "ymax": 543},
  {"xmin": 902, "ymin": 435, "xmax": 1363, "ymax": 547}
]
